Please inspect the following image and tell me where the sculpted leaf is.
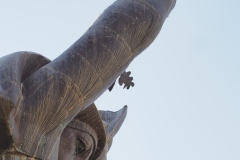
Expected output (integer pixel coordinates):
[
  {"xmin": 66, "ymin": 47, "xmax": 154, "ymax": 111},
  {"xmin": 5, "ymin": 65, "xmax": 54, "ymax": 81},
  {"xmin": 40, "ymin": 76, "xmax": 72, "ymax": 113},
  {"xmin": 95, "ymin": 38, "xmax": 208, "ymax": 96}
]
[{"xmin": 118, "ymin": 71, "xmax": 135, "ymax": 89}]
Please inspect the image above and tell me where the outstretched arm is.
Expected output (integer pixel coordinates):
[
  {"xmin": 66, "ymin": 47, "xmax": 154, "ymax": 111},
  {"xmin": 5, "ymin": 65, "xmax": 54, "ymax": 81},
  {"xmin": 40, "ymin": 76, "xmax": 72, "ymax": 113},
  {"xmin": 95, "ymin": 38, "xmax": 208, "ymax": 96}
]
[{"xmin": 9, "ymin": 0, "xmax": 176, "ymax": 159}]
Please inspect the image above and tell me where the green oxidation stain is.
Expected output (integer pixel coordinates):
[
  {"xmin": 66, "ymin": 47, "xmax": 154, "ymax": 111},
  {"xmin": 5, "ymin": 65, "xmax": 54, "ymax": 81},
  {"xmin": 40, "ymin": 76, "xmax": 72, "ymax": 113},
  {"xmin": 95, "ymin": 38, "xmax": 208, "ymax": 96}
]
[
  {"xmin": 39, "ymin": 136, "xmax": 47, "ymax": 156},
  {"xmin": 42, "ymin": 136, "xmax": 47, "ymax": 148}
]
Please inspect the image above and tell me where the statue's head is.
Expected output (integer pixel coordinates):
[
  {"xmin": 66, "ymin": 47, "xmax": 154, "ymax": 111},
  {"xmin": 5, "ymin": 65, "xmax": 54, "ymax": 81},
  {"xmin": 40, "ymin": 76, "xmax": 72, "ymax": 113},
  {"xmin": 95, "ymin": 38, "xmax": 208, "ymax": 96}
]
[{"xmin": 58, "ymin": 104, "xmax": 127, "ymax": 160}]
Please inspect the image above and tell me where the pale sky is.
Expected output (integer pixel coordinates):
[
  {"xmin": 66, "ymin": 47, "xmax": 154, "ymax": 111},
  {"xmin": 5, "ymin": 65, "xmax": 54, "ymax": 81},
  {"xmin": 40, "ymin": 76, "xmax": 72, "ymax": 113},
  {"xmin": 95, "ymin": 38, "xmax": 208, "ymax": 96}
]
[{"xmin": 0, "ymin": 0, "xmax": 240, "ymax": 160}]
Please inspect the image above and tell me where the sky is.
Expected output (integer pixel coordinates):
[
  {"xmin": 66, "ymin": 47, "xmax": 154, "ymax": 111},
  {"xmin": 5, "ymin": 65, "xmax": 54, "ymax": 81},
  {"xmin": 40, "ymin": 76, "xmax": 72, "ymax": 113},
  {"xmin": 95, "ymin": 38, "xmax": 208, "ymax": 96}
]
[{"xmin": 0, "ymin": 0, "xmax": 240, "ymax": 160}]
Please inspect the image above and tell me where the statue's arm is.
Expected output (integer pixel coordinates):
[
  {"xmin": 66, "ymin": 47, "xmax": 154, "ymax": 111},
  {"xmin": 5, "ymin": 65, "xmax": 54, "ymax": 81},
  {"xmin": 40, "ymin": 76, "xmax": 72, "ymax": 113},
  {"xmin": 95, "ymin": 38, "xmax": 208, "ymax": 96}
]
[
  {"xmin": 13, "ymin": 0, "xmax": 176, "ymax": 159},
  {"xmin": 25, "ymin": 0, "xmax": 176, "ymax": 110}
]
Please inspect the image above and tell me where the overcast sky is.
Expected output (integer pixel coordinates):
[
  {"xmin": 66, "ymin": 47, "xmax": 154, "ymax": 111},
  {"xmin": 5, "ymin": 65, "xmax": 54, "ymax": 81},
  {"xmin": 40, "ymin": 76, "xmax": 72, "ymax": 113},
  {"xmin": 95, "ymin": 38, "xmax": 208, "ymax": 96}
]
[{"xmin": 0, "ymin": 0, "xmax": 240, "ymax": 160}]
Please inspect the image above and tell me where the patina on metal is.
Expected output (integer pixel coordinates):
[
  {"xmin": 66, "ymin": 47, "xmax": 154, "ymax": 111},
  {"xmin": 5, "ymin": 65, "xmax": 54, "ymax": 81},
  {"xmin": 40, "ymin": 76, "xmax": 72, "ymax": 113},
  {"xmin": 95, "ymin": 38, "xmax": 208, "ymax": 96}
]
[{"xmin": 0, "ymin": 0, "xmax": 176, "ymax": 159}]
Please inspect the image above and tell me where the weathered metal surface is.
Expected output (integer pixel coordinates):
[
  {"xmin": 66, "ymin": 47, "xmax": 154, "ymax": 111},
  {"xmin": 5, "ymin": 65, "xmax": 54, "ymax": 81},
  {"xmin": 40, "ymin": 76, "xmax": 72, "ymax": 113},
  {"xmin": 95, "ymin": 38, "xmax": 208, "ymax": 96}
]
[
  {"xmin": 0, "ymin": 52, "xmax": 50, "ymax": 159},
  {"xmin": 59, "ymin": 104, "xmax": 102, "ymax": 160},
  {"xmin": 58, "ymin": 104, "xmax": 127, "ymax": 160},
  {"xmin": 0, "ymin": 0, "xmax": 176, "ymax": 159},
  {"xmin": 97, "ymin": 106, "xmax": 128, "ymax": 160}
]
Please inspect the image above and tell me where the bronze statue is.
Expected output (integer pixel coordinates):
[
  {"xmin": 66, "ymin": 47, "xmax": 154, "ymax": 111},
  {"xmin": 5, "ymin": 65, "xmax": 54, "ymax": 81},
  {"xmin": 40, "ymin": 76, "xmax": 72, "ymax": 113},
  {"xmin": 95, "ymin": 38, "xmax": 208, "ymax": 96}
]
[{"xmin": 0, "ymin": 0, "xmax": 176, "ymax": 159}]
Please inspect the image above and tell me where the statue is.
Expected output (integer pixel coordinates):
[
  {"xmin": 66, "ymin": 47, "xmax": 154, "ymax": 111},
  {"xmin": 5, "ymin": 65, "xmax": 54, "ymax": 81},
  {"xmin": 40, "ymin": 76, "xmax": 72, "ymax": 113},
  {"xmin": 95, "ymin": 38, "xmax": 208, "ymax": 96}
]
[{"xmin": 0, "ymin": 0, "xmax": 176, "ymax": 159}]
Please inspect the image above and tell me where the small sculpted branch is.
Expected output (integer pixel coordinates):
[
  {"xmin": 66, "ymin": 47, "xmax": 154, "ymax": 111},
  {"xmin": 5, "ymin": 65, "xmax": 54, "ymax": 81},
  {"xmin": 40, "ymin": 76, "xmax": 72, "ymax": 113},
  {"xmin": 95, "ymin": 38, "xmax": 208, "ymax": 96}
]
[{"xmin": 0, "ymin": 0, "xmax": 176, "ymax": 159}]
